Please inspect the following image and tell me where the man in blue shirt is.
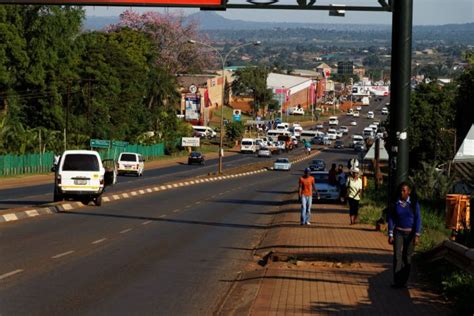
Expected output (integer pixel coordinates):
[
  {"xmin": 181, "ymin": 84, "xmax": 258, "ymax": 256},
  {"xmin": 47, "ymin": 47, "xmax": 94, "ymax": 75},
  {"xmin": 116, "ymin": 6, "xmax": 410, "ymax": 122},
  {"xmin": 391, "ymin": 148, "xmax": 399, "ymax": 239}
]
[{"xmin": 387, "ymin": 182, "xmax": 422, "ymax": 288}]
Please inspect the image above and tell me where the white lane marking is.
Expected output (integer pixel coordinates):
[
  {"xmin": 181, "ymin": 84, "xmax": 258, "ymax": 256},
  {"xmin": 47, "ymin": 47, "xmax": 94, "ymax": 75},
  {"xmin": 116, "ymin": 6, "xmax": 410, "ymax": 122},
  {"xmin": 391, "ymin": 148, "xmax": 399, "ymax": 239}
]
[
  {"xmin": 195, "ymin": 201, "xmax": 201, "ymax": 205},
  {"xmin": 146, "ymin": 188, "xmax": 153, "ymax": 193},
  {"xmin": 219, "ymin": 192, "xmax": 225, "ymax": 196},
  {"xmin": 184, "ymin": 182, "xmax": 190, "ymax": 185},
  {"xmin": 172, "ymin": 209, "xmax": 181, "ymax": 213},
  {"xmin": 166, "ymin": 185, "xmax": 173, "ymax": 189},
  {"xmin": 189, "ymin": 181, "xmax": 195, "ymax": 184},
  {"xmin": 103, "ymin": 197, "xmax": 111, "ymax": 202},
  {"xmin": 160, "ymin": 186, "xmax": 167, "ymax": 190},
  {"xmin": 122, "ymin": 193, "xmax": 130, "ymax": 198},
  {"xmin": 3, "ymin": 214, "xmax": 18, "ymax": 222},
  {"xmin": 0, "ymin": 269, "xmax": 24, "ymax": 280},
  {"xmin": 139, "ymin": 190, "xmax": 145, "ymax": 194},
  {"xmin": 172, "ymin": 184, "xmax": 178, "ymax": 188},
  {"xmin": 185, "ymin": 205, "xmax": 192, "ymax": 209},
  {"xmin": 25, "ymin": 210, "xmax": 40, "ymax": 217},
  {"xmin": 51, "ymin": 250, "xmax": 75, "ymax": 259},
  {"xmin": 131, "ymin": 192, "xmax": 138, "ymax": 196},
  {"xmin": 120, "ymin": 228, "xmax": 132, "ymax": 234},
  {"xmin": 92, "ymin": 238, "xmax": 107, "ymax": 244},
  {"xmin": 153, "ymin": 187, "xmax": 159, "ymax": 191},
  {"xmin": 62, "ymin": 204, "xmax": 73, "ymax": 210},
  {"xmin": 142, "ymin": 221, "xmax": 152, "ymax": 225},
  {"xmin": 159, "ymin": 214, "xmax": 167, "ymax": 218},
  {"xmin": 112, "ymin": 195, "xmax": 120, "ymax": 200}
]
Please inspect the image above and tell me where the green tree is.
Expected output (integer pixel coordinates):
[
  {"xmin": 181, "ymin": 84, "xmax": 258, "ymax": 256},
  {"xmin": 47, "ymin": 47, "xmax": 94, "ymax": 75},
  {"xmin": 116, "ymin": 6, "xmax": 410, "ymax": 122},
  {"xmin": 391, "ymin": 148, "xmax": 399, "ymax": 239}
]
[
  {"xmin": 454, "ymin": 57, "xmax": 474, "ymax": 144},
  {"xmin": 225, "ymin": 121, "xmax": 245, "ymax": 142},
  {"xmin": 231, "ymin": 66, "xmax": 273, "ymax": 116}
]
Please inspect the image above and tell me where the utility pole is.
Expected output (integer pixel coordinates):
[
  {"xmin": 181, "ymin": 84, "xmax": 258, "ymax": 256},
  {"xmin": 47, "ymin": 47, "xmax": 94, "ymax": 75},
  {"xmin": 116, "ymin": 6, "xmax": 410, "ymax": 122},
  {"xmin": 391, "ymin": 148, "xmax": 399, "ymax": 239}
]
[
  {"xmin": 389, "ymin": 0, "xmax": 413, "ymax": 202},
  {"xmin": 64, "ymin": 81, "xmax": 71, "ymax": 152}
]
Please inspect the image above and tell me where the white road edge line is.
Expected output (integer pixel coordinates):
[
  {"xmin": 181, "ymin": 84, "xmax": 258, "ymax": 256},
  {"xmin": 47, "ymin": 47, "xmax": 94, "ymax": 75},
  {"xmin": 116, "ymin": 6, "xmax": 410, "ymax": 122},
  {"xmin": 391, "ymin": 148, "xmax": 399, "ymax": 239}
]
[
  {"xmin": 0, "ymin": 269, "xmax": 24, "ymax": 280},
  {"xmin": 92, "ymin": 238, "xmax": 107, "ymax": 244},
  {"xmin": 51, "ymin": 250, "xmax": 75, "ymax": 259}
]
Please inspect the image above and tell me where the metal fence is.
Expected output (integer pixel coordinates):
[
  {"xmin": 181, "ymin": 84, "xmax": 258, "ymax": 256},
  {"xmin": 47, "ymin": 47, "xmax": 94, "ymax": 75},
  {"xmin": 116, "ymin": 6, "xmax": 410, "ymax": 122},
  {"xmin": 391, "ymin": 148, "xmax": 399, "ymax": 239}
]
[
  {"xmin": 0, "ymin": 152, "xmax": 55, "ymax": 176},
  {"xmin": 0, "ymin": 143, "xmax": 165, "ymax": 177}
]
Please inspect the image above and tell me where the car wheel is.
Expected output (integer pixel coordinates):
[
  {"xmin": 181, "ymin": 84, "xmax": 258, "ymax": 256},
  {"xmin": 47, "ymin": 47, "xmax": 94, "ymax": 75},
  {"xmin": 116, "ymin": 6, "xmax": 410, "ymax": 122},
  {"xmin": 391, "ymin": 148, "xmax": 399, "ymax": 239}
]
[
  {"xmin": 53, "ymin": 191, "xmax": 63, "ymax": 202},
  {"xmin": 95, "ymin": 196, "xmax": 102, "ymax": 207}
]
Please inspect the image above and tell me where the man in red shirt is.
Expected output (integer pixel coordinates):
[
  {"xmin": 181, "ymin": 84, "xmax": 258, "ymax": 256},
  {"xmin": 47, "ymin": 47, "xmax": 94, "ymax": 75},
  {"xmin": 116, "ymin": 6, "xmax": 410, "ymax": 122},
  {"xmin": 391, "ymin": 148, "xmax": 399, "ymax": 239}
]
[{"xmin": 298, "ymin": 168, "xmax": 319, "ymax": 225}]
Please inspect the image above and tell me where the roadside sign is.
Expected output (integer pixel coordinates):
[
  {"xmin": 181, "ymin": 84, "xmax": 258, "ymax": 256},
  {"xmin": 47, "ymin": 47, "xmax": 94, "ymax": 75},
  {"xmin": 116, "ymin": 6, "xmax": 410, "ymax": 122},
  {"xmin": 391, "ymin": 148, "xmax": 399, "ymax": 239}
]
[
  {"xmin": 1, "ymin": 0, "xmax": 224, "ymax": 6},
  {"xmin": 90, "ymin": 139, "xmax": 110, "ymax": 148},
  {"xmin": 112, "ymin": 140, "xmax": 129, "ymax": 147},
  {"xmin": 232, "ymin": 109, "xmax": 241, "ymax": 122},
  {"xmin": 181, "ymin": 137, "xmax": 200, "ymax": 147}
]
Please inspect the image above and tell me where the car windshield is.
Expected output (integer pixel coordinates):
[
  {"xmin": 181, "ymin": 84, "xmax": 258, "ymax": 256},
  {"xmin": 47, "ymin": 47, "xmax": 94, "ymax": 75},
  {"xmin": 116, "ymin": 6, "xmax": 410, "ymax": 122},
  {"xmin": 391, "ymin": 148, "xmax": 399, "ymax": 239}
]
[
  {"xmin": 312, "ymin": 160, "xmax": 324, "ymax": 166},
  {"xmin": 312, "ymin": 173, "xmax": 329, "ymax": 183},
  {"xmin": 242, "ymin": 141, "xmax": 253, "ymax": 145},
  {"xmin": 62, "ymin": 154, "xmax": 100, "ymax": 171},
  {"xmin": 336, "ymin": 141, "xmax": 343, "ymax": 145},
  {"xmin": 120, "ymin": 154, "xmax": 137, "ymax": 162},
  {"xmin": 276, "ymin": 159, "xmax": 289, "ymax": 163},
  {"xmin": 190, "ymin": 152, "xmax": 201, "ymax": 157}
]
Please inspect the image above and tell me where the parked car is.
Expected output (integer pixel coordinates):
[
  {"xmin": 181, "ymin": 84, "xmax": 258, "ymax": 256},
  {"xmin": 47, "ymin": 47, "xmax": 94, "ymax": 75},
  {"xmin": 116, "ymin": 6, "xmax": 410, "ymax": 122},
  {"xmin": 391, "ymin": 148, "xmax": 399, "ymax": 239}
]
[
  {"xmin": 257, "ymin": 148, "xmax": 272, "ymax": 158},
  {"xmin": 273, "ymin": 158, "xmax": 292, "ymax": 171},
  {"xmin": 309, "ymin": 159, "xmax": 326, "ymax": 171},
  {"xmin": 311, "ymin": 171, "xmax": 339, "ymax": 201},
  {"xmin": 117, "ymin": 152, "xmax": 145, "ymax": 176},
  {"xmin": 52, "ymin": 150, "xmax": 115, "ymax": 205},
  {"xmin": 188, "ymin": 151, "xmax": 205, "ymax": 165},
  {"xmin": 334, "ymin": 140, "xmax": 345, "ymax": 149},
  {"xmin": 354, "ymin": 142, "xmax": 366, "ymax": 152}
]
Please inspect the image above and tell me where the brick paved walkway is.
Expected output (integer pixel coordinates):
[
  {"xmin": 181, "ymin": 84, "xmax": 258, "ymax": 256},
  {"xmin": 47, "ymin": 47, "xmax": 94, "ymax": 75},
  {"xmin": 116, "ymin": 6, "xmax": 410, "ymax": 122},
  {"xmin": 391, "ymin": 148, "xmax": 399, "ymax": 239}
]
[{"xmin": 249, "ymin": 200, "xmax": 450, "ymax": 315}]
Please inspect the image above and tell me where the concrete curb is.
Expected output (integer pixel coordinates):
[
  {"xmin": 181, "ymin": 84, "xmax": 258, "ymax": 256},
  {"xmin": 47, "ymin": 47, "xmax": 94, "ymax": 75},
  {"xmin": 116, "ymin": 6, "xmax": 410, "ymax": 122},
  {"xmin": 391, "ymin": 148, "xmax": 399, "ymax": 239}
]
[{"xmin": 0, "ymin": 152, "xmax": 317, "ymax": 225}]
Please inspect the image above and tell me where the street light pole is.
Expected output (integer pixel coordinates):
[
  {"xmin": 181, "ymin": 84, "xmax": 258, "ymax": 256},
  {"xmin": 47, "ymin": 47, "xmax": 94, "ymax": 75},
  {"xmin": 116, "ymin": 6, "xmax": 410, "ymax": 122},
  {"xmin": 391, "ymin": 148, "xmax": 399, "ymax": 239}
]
[{"xmin": 188, "ymin": 40, "xmax": 261, "ymax": 174}]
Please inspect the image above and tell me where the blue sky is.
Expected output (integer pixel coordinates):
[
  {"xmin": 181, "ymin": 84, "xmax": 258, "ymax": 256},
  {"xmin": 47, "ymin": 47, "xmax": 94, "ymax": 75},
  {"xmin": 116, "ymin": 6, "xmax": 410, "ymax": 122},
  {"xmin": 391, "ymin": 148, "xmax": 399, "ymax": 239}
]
[{"xmin": 86, "ymin": 0, "xmax": 473, "ymax": 25}]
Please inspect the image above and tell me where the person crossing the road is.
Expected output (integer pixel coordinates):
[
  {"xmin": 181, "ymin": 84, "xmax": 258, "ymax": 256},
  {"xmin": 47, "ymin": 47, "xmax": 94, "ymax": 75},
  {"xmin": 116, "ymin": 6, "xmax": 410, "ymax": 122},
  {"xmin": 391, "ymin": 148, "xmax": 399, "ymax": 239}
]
[{"xmin": 298, "ymin": 168, "xmax": 319, "ymax": 225}]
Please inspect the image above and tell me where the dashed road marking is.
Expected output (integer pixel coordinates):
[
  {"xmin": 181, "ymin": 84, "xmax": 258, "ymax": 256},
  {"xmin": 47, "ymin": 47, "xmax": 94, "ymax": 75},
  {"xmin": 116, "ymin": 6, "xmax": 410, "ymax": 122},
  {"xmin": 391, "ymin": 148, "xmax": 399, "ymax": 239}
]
[
  {"xmin": 122, "ymin": 193, "xmax": 130, "ymax": 198},
  {"xmin": 159, "ymin": 214, "xmax": 167, "ymax": 218},
  {"xmin": 195, "ymin": 201, "xmax": 201, "ymax": 205},
  {"xmin": 0, "ymin": 269, "xmax": 23, "ymax": 280},
  {"xmin": 103, "ymin": 197, "xmax": 111, "ymax": 202},
  {"xmin": 120, "ymin": 228, "xmax": 132, "ymax": 234},
  {"xmin": 25, "ymin": 210, "xmax": 39, "ymax": 217},
  {"xmin": 142, "ymin": 221, "xmax": 152, "ymax": 225},
  {"xmin": 139, "ymin": 190, "xmax": 145, "ymax": 194},
  {"xmin": 52, "ymin": 250, "xmax": 74, "ymax": 259},
  {"xmin": 112, "ymin": 195, "xmax": 120, "ymax": 200},
  {"xmin": 172, "ymin": 209, "xmax": 181, "ymax": 213},
  {"xmin": 131, "ymin": 192, "xmax": 137, "ymax": 196},
  {"xmin": 62, "ymin": 204, "xmax": 73, "ymax": 210},
  {"xmin": 92, "ymin": 238, "xmax": 107, "ymax": 244}
]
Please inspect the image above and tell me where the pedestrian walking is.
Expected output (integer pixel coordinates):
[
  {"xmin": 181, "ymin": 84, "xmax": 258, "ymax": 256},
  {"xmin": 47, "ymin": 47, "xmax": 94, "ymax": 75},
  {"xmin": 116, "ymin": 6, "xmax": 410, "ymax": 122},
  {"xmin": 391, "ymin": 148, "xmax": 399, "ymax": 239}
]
[
  {"xmin": 337, "ymin": 164, "xmax": 347, "ymax": 203},
  {"xmin": 298, "ymin": 168, "xmax": 319, "ymax": 225},
  {"xmin": 346, "ymin": 167, "xmax": 362, "ymax": 224},
  {"xmin": 388, "ymin": 182, "xmax": 421, "ymax": 289},
  {"xmin": 328, "ymin": 163, "xmax": 337, "ymax": 186}
]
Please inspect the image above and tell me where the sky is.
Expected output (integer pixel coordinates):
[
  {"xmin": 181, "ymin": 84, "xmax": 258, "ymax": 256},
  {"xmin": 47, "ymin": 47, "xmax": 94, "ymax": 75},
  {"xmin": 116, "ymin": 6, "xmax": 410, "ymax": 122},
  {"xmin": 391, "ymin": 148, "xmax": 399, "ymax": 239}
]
[{"xmin": 85, "ymin": 0, "xmax": 474, "ymax": 25}]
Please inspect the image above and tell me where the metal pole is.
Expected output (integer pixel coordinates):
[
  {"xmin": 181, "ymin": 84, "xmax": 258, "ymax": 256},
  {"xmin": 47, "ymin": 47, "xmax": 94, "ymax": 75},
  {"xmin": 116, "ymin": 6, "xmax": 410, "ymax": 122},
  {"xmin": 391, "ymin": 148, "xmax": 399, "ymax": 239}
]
[
  {"xmin": 218, "ymin": 64, "xmax": 225, "ymax": 174},
  {"xmin": 389, "ymin": 0, "xmax": 413, "ymax": 202}
]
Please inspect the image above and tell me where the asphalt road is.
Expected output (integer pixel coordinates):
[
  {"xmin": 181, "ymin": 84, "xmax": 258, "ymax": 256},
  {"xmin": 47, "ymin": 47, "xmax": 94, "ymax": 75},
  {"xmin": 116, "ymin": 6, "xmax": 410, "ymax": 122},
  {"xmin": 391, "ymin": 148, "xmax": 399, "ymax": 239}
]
[
  {"xmin": 0, "ymin": 97, "xmax": 389, "ymax": 315},
  {"xmin": 0, "ymin": 147, "xmax": 302, "ymax": 210}
]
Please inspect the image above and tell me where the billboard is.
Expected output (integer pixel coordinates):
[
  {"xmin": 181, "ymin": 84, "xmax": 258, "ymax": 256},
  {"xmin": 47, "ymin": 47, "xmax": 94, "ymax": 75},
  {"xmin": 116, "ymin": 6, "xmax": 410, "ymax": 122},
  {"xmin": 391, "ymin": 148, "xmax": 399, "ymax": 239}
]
[
  {"xmin": 0, "ymin": 0, "xmax": 222, "ymax": 6},
  {"xmin": 185, "ymin": 94, "xmax": 201, "ymax": 121}
]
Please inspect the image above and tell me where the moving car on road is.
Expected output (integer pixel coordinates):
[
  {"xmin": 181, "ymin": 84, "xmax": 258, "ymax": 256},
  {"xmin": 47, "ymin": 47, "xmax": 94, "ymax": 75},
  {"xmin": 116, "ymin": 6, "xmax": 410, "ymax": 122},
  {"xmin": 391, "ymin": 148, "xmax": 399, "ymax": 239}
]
[
  {"xmin": 334, "ymin": 140, "xmax": 345, "ymax": 149},
  {"xmin": 356, "ymin": 105, "xmax": 362, "ymax": 111},
  {"xmin": 328, "ymin": 116, "xmax": 339, "ymax": 126},
  {"xmin": 353, "ymin": 111, "xmax": 360, "ymax": 117},
  {"xmin": 273, "ymin": 158, "xmax": 292, "ymax": 171},
  {"xmin": 367, "ymin": 111, "xmax": 375, "ymax": 119},
  {"xmin": 52, "ymin": 150, "xmax": 115, "ymax": 205},
  {"xmin": 309, "ymin": 159, "xmax": 326, "ymax": 171},
  {"xmin": 192, "ymin": 126, "xmax": 216, "ymax": 139},
  {"xmin": 327, "ymin": 129, "xmax": 337, "ymax": 140},
  {"xmin": 117, "ymin": 152, "xmax": 145, "ymax": 177},
  {"xmin": 312, "ymin": 171, "xmax": 339, "ymax": 201},
  {"xmin": 354, "ymin": 142, "xmax": 366, "ymax": 152},
  {"xmin": 339, "ymin": 126, "xmax": 349, "ymax": 135},
  {"xmin": 381, "ymin": 107, "xmax": 389, "ymax": 115},
  {"xmin": 350, "ymin": 120, "xmax": 357, "ymax": 126},
  {"xmin": 188, "ymin": 151, "xmax": 205, "ymax": 165},
  {"xmin": 240, "ymin": 138, "xmax": 258, "ymax": 153},
  {"xmin": 257, "ymin": 148, "xmax": 272, "ymax": 158}
]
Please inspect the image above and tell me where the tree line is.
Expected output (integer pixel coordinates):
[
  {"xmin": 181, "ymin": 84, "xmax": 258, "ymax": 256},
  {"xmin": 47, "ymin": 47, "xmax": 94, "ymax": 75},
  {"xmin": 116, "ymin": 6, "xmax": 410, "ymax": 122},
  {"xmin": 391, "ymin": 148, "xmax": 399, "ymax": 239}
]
[{"xmin": 0, "ymin": 7, "xmax": 211, "ymax": 155}]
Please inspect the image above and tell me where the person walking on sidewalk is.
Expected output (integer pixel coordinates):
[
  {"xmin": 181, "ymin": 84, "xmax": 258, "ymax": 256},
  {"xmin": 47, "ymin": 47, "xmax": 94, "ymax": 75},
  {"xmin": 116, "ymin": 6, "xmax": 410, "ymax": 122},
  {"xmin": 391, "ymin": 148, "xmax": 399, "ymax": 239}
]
[
  {"xmin": 346, "ymin": 167, "xmax": 362, "ymax": 225},
  {"xmin": 298, "ymin": 168, "xmax": 319, "ymax": 225},
  {"xmin": 337, "ymin": 164, "xmax": 347, "ymax": 203},
  {"xmin": 388, "ymin": 182, "xmax": 421, "ymax": 289}
]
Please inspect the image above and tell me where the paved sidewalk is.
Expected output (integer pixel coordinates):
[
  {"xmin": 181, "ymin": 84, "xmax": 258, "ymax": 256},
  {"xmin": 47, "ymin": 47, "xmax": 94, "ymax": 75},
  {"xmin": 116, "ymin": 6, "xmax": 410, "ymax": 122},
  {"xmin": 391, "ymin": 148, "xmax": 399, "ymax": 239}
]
[{"xmin": 248, "ymin": 200, "xmax": 450, "ymax": 315}]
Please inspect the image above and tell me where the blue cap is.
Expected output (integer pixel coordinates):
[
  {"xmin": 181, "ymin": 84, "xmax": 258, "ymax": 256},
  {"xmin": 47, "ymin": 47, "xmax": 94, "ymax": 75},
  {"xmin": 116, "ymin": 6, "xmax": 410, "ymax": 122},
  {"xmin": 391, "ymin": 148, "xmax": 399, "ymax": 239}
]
[{"xmin": 304, "ymin": 167, "xmax": 311, "ymax": 173}]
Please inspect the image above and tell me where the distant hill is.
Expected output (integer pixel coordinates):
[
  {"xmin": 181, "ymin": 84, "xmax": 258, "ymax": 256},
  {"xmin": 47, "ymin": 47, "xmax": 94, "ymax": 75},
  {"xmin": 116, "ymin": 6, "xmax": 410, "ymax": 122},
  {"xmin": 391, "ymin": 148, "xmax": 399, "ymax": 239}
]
[{"xmin": 83, "ymin": 12, "xmax": 474, "ymax": 44}]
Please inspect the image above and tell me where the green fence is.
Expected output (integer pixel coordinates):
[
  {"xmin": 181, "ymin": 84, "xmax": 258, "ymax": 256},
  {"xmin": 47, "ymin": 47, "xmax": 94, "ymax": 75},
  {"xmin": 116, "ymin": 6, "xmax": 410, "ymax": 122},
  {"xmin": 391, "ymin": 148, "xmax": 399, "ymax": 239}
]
[
  {"xmin": 0, "ymin": 143, "xmax": 165, "ymax": 177},
  {"xmin": 0, "ymin": 152, "xmax": 55, "ymax": 176}
]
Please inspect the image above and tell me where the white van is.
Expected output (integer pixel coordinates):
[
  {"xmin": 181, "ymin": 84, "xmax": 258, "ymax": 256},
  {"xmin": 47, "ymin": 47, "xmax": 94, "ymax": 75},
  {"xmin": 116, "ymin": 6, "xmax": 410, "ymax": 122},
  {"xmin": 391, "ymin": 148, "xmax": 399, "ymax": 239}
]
[
  {"xmin": 363, "ymin": 127, "xmax": 375, "ymax": 139},
  {"xmin": 52, "ymin": 150, "xmax": 114, "ymax": 206},
  {"xmin": 300, "ymin": 130, "xmax": 323, "ymax": 142},
  {"xmin": 117, "ymin": 152, "xmax": 145, "ymax": 176},
  {"xmin": 267, "ymin": 129, "xmax": 291, "ymax": 140},
  {"xmin": 240, "ymin": 138, "xmax": 257, "ymax": 153},
  {"xmin": 351, "ymin": 135, "xmax": 364, "ymax": 147},
  {"xmin": 327, "ymin": 129, "xmax": 337, "ymax": 140},
  {"xmin": 192, "ymin": 126, "xmax": 217, "ymax": 139},
  {"xmin": 276, "ymin": 123, "xmax": 289, "ymax": 131},
  {"xmin": 328, "ymin": 116, "xmax": 339, "ymax": 126}
]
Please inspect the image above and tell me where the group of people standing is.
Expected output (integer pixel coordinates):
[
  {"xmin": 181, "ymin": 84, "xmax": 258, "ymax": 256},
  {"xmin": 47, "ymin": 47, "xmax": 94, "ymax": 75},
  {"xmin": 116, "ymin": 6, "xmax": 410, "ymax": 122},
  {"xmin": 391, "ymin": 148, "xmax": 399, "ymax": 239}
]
[{"xmin": 298, "ymin": 161, "xmax": 422, "ymax": 289}]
